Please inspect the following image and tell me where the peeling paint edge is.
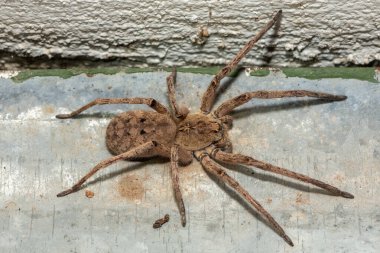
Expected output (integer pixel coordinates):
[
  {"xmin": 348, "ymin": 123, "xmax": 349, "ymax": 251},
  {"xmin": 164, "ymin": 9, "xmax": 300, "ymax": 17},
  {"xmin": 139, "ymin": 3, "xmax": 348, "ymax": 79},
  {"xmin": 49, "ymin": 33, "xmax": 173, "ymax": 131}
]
[
  {"xmin": 0, "ymin": 70, "xmax": 20, "ymax": 79},
  {"xmin": 7, "ymin": 67, "xmax": 379, "ymax": 83}
]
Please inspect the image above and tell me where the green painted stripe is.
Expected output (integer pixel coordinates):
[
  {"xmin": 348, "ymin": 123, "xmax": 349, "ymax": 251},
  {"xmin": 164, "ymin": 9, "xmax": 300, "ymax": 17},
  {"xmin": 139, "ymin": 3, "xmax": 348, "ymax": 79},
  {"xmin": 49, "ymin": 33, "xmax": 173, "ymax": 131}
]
[
  {"xmin": 11, "ymin": 67, "xmax": 378, "ymax": 83},
  {"xmin": 282, "ymin": 67, "xmax": 378, "ymax": 83}
]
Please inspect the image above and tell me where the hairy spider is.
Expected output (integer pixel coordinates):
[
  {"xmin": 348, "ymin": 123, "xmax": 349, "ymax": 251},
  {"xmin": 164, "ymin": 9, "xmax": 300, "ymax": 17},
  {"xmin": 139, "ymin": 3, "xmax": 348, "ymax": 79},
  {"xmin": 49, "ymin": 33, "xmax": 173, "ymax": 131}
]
[{"xmin": 56, "ymin": 10, "xmax": 353, "ymax": 246}]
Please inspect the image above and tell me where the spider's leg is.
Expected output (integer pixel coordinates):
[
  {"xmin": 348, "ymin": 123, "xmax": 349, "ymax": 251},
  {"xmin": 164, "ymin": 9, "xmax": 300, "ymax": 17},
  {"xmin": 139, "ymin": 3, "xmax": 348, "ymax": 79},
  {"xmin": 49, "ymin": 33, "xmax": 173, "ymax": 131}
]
[
  {"xmin": 210, "ymin": 148, "xmax": 354, "ymax": 199},
  {"xmin": 167, "ymin": 67, "xmax": 189, "ymax": 119},
  {"xmin": 57, "ymin": 141, "xmax": 157, "ymax": 197},
  {"xmin": 200, "ymin": 10, "xmax": 282, "ymax": 114},
  {"xmin": 170, "ymin": 145, "xmax": 187, "ymax": 226},
  {"xmin": 56, "ymin": 97, "xmax": 169, "ymax": 119},
  {"xmin": 194, "ymin": 151, "xmax": 294, "ymax": 247},
  {"xmin": 214, "ymin": 90, "xmax": 347, "ymax": 117}
]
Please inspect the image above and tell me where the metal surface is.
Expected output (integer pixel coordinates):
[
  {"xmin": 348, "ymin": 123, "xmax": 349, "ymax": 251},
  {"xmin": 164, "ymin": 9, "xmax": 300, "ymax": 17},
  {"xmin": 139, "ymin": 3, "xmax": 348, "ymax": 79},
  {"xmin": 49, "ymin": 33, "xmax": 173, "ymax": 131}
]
[{"xmin": 0, "ymin": 71, "xmax": 379, "ymax": 252}]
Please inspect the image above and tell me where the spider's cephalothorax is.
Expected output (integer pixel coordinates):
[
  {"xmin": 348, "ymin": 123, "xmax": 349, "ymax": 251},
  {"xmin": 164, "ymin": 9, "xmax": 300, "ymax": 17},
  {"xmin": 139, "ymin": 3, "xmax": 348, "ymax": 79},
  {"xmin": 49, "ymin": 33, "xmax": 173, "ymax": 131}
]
[{"xmin": 56, "ymin": 10, "xmax": 353, "ymax": 247}]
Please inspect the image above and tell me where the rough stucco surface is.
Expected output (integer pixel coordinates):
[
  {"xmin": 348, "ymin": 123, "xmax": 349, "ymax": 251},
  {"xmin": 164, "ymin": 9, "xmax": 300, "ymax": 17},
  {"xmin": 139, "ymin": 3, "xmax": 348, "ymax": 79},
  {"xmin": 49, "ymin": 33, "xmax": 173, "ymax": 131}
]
[{"xmin": 0, "ymin": 0, "xmax": 379, "ymax": 68}]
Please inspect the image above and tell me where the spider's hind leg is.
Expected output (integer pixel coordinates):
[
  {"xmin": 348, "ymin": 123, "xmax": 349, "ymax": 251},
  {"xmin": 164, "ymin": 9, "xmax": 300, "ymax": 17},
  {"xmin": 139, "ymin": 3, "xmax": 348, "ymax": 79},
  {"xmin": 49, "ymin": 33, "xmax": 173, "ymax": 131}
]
[
  {"xmin": 195, "ymin": 150, "xmax": 294, "ymax": 246},
  {"xmin": 170, "ymin": 145, "xmax": 187, "ymax": 226},
  {"xmin": 209, "ymin": 148, "xmax": 354, "ymax": 199},
  {"xmin": 57, "ymin": 141, "xmax": 160, "ymax": 197}
]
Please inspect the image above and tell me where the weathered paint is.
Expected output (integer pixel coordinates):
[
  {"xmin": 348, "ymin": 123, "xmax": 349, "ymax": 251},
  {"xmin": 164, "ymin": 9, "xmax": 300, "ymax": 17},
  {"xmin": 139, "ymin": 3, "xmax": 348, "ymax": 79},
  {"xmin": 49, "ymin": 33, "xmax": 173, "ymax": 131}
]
[{"xmin": 8, "ymin": 67, "xmax": 379, "ymax": 83}]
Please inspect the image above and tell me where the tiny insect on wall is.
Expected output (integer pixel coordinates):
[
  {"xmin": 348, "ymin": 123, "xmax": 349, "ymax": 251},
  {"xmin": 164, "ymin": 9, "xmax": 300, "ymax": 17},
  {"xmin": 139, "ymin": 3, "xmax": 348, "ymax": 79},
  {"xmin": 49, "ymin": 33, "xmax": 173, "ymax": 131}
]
[{"xmin": 56, "ymin": 10, "xmax": 353, "ymax": 247}]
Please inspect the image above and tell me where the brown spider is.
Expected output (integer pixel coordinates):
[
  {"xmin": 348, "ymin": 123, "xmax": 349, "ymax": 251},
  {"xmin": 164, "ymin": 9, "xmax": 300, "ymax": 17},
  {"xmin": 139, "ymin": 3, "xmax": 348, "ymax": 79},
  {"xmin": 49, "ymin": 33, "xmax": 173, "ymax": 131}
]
[{"xmin": 56, "ymin": 10, "xmax": 353, "ymax": 247}]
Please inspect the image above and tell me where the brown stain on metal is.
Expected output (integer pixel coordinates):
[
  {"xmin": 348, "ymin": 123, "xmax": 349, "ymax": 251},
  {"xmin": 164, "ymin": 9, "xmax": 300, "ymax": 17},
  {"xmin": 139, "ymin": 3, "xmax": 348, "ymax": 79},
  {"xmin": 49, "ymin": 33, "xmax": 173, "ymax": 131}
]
[
  {"xmin": 118, "ymin": 174, "xmax": 144, "ymax": 201},
  {"xmin": 4, "ymin": 201, "xmax": 18, "ymax": 210},
  {"xmin": 180, "ymin": 162, "xmax": 204, "ymax": 191},
  {"xmin": 85, "ymin": 190, "xmax": 94, "ymax": 198},
  {"xmin": 42, "ymin": 105, "xmax": 55, "ymax": 114},
  {"xmin": 333, "ymin": 173, "xmax": 345, "ymax": 183},
  {"xmin": 295, "ymin": 192, "xmax": 310, "ymax": 205}
]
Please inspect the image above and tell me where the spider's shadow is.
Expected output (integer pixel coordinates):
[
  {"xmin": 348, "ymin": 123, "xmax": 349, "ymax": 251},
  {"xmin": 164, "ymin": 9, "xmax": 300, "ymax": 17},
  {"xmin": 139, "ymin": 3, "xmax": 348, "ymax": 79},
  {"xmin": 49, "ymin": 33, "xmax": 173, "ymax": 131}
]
[
  {"xmin": 221, "ymin": 162, "xmax": 330, "ymax": 196},
  {"xmin": 71, "ymin": 112, "xmax": 119, "ymax": 119},
  {"xmin": 213, "ymin": 11, "xmax": 282, "ymax": 101},
  {"xmin": 203, "ymin": 168, "xmax": 273, "ymax": 235},
  {"xmin": 232, "ymin": 99, "xmax": 336, "ymax": 119},
  {"xmin": 261, "ymin": 10, "xmax": 282, "ymax": 65},
  {"xmin": 66, "ymin": 99, "xmax": 334, "ymax": 120}
]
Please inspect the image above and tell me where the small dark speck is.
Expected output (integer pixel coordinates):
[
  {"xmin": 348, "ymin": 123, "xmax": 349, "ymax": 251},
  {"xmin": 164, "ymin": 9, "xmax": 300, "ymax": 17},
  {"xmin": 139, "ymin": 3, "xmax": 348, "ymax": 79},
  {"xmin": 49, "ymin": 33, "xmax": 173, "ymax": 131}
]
[
  {"xmin": 140, "ymin": 129, "xmax": 147, "ymax": 135},
  {"xmin": 373, "ymin": 149, "xmax": 380, "ymax": 159},
  {"xmin": 3, "ymin": 167, "xmax": 5, "ymax": 169}
]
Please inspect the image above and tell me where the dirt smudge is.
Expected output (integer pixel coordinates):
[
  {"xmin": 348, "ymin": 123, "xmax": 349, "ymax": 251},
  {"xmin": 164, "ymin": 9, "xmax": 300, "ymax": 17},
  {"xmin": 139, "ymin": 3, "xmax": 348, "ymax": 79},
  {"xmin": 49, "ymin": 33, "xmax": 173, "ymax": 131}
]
[
  {"xmin": 85, "ymin": 190, "xmax": 94, "ymax": 198},
  {"xmin": 295, "ymin": 192, "xmax": 310, "ymax": 205},
  {"xmin": 118, "ymin": 174, "xmax": 144, "ymax": 201},
  {"xmin": 333, "ymin": 173, "xmax": 345, "ymax": 183},
  {"xmin": 42, "ymin": 105, "xmax": 55, "ymax": 114}
]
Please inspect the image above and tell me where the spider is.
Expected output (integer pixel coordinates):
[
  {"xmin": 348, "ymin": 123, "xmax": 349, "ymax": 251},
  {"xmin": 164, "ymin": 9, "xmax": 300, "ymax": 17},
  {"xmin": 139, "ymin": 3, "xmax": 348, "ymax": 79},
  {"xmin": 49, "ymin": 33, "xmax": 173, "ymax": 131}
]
[{"xmin": 56, "ymin": 10, "xmax": 353, "ymax": 246}]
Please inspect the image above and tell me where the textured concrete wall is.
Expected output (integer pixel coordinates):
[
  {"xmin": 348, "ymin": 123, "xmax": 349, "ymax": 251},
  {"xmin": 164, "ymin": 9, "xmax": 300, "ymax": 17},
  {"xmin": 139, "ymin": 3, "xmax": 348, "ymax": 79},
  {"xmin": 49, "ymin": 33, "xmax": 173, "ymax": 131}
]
[{"xmin": 0, "ymin": 0, "xmax": 379, "ymax": 67}]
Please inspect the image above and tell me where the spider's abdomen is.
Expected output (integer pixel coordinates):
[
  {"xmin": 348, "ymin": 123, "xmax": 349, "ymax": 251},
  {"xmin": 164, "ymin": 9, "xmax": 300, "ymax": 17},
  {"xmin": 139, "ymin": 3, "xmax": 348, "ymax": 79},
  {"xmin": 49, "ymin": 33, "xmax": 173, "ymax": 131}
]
[
  {"xmin": 106, "ymin": 110, "xmax": 176, "ymax": 155},
  {"xmin": 175, "ymin": 113, "xmax": 223, "ymax": 151}
]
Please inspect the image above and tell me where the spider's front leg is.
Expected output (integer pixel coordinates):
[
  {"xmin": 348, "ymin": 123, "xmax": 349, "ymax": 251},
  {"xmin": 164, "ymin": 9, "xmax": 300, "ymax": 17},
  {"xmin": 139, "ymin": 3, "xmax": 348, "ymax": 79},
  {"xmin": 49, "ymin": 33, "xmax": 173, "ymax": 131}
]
[
  {"xmin": 200, "ymin": 10, "xmax": 282, "ymax": 113},
  {"xmin": 166, "ymin": 67, "xmax": 189, "ymax": 119}
]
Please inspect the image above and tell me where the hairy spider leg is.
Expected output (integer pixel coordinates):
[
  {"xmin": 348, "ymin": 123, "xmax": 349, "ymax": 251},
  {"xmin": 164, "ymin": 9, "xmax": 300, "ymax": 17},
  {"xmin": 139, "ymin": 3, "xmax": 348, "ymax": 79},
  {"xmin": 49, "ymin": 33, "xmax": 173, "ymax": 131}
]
[
  {"xmin": 57, "ymin": 141, "xmax": 160, "ymax": 197},
  {"xmin": 195, "ymin": 151, "xmax": 294, "ymax": 247},
  {"xmin": 200, "ymin": 10, "xmax": 282, "ymax": 114},
  {"xmin": 214, "ymin": 90, "xmax": 347, "ymax": 117},
  {"xmin": 167, "ymin": 67, "xmax": 189, "ymax": 119},
  {"xmin": 208, "ymin": 148, "xmax": 354, "ymax": 198},
  {"xmin": 170, "ymin": 145, "xmax": 187, "ymax": 226},
  {"xmin": 56, "ymin": 97, "xmax": 169, "ymax": 119}
]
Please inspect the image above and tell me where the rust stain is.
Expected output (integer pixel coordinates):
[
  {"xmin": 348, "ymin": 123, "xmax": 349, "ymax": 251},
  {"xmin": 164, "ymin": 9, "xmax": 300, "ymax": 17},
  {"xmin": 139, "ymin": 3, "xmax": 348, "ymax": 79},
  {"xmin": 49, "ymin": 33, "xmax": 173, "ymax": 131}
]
[
  {"xmin": 333, "ymin": 173, "xmax": 345, "ymax": 183},
  {"xmin": 118, "ymin": 174, "xmax": 144, "ymax": 201},
  {"xmin": 4, "ymin": 201, "xmax": 18, "ymax": 210},
  {"xmin": 85, "ymin": 190, "xmax": 94, "ymax": 198},
  {"xmin": 266, "ymin": 198, "xmax": 273, "ymax": 204},
  {"xmin": 42, "ymin": 105, "xmax": 55, "ymax": 114}
]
